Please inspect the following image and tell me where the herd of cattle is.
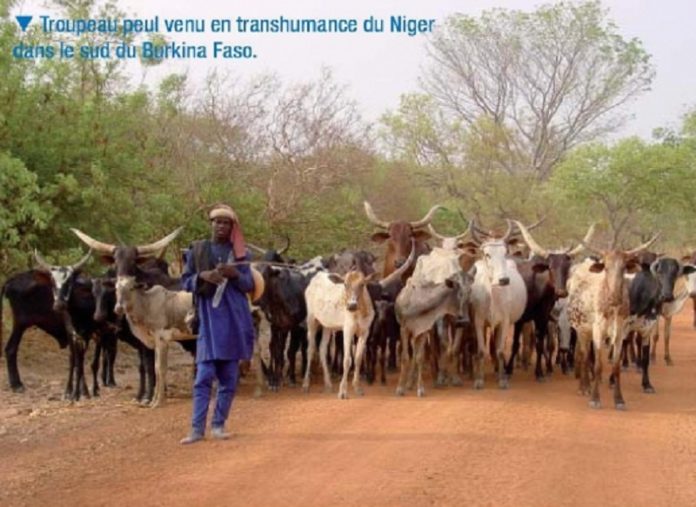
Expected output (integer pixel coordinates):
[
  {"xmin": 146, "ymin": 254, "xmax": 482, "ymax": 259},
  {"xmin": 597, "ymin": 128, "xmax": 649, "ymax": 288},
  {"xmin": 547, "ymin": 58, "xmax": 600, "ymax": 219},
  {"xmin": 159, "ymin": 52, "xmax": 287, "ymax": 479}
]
[{"xmin": 2, "ymin": 202, "xmax": 696, "ymax": 412}]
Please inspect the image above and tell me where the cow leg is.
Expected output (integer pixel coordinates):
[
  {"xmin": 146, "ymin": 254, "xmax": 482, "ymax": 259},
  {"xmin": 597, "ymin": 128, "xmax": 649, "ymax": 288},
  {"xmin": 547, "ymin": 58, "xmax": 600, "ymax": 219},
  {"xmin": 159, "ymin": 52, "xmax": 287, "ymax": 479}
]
[
  {"xmin": 105, "ymin": 334, "xmax": 118, "ymax": 386},
  {"xmin": 576, "ymin": 332, "xmax": 591, "ymax": 396},
  {"xmin": 395, "ymin": 328, "xmax": 412, "ymax": 396},
  {"xmin": 144, "ymin": 347, "xmax": 156, "ymax": 405},
  {"xmin": 135, "ymin": 346, "xmax": 146, "ymax": 402},
  {"xmin": 5, "ymin": 326, "xmax": 27, "ymax": 392},
  {"xmin": 448, "ymin": 325, "xmax": 464, "ymax": 387},
  {"xmin": 494, "ymin": 324, "xmax": 509, "ymax": 390},
  {"xmin": 92, "ymin": 339, "xmax": 102, "ymax": 398},
  {"xmin": 352, "ymin": 329, "xmax": 368, "ymax": 396},
  {"xmin": 663, "ymin": 316, "xmax": 673, "ymax": 365},
  {"xmin": 64, "ymin": 340, "xmax": 76, "ymax": 401},
  {"xmin": 650, "ymin": 325, "xmax": 658, "ymax": 363},
  {"xmin": 332, "ymin": 331, "xmax": 344, "ymax": 377},
  {"xmin": 75, "ymin": 336, "xmax": 90, "ymax": 401},
  {"xmin": 151, "ymin": 337, "xmax": 167, "ymax": 408},
  {"xmin": 413, "ymin": 336, "xmax": 426, "ymax": 397},
  {"xmin": 387, "ymin": 330, "xmax": 398, "ymax": 372},
  {"xmin": 319, "ymin": 328, "xmax": 333, "ymax": 393},
  {"xmin": 472, "ymin": 317, "xmax": 486, "ymax": 390},
  {"xmin": 286, "ymin": 326, "xmax": 304, "ymax": 386},
  {"xmin": 611, "ymin": 332, "xmax": 626, "ymax": 409},
  {"xmin": 302, "ymin": 318, "xmax": 318, "ymax": 393},
  {"xmin": 642, "ymin": 323, "xmax": 657, "ymax": 393},
  {"xmin": 339, "ymin": 323, "xmax": 356, "ymax": 399},
  {"xmin": 505, "ymin": 321, "xmax": 523, "ymax": 376},
  {"xmin": 589, "ymin": 338, "xmax": 603, "ymax": 408},
  {"xmin": 379, "ymin": 335, "xmax": 388, "ymax": 385},
  {"xmin": 533, "ymin": 321, "xmax": 545, "ymax": 382}
]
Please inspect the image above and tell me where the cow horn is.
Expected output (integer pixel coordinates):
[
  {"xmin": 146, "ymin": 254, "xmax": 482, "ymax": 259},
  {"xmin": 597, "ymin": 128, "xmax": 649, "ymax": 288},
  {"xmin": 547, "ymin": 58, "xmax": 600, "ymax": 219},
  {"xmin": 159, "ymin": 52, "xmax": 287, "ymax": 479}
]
[
  {"xmin": 33, "ymin": 249, "xmax": 53, "ymax": 271},
  {"xmin": 501, "ymin": 220, "xmax": 514, "ymax": 242},
  {"xmin": 379, "ymin": 239, "xmax": 416, "ymax": 288},
  {"xmin": 363, "ymin": 201, "xmax": 390, "ymax": 229},
  {"xmin": 71, "ymin": 250, "xmax": 92, "ymax": 271},
  {"xmin": 468, "ymin": 217, "xmax": 485, "ymax": 246},
  {"xmin": 426, "ymin": 224, "xmax": 447, "ymax": 242},
  {"xmin": 277, "ymin": 234, "xmax": 291, "ymax": 256},
  {"xmin": 135, "ymin": 226, "xmax": 184, "ymax": 257},
  {"xmin": 409, "ymin": 205, "xmax": 444, "ymax": 229},
  {"xmin": 71, "ymin": 228, "xmax": 116, "ymax": 254},
  {"xmin": 512, "ymin": 220, "xmax": 548, "ymax": 257},
  {"xmin": 568, "ymin": 223, "xmax": 598, "ymax": 257},
  {"xmin": 625, "ymin": 233, "xmax": 661, "ymax": 256}
]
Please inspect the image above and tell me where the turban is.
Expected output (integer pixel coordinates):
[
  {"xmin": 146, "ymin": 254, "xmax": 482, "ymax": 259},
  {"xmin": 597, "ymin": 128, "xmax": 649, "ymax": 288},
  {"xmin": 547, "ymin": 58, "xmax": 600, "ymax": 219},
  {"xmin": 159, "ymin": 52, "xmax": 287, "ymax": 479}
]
[{"xmin": 209, "ymin": 204, "xmax": 247, "ymax": 259}]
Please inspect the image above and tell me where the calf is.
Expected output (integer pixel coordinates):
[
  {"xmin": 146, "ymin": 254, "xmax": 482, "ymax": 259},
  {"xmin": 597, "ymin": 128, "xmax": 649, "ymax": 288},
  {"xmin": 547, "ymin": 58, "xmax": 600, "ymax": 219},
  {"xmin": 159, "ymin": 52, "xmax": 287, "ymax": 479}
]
[{"xmin": 302, "ymin": 249, "xmax": 414, "ymax": 399}]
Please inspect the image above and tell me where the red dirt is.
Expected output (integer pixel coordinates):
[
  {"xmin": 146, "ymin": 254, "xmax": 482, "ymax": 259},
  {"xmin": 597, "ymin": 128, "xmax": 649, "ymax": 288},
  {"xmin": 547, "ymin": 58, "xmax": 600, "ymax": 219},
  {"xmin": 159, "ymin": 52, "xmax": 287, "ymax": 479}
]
[{"xmin": 1, "ymin": 311, "xmax": 695, "ymax": 507}]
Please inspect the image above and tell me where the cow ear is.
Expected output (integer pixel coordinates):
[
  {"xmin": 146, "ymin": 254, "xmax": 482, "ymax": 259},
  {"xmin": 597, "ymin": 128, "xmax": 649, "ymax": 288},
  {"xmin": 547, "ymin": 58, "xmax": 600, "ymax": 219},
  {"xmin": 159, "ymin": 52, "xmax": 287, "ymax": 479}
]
[
  {"xmin": 625, "ymin": 260, "xmax": 641, "ymax": 274},
  {"xmin": 682, "ymin": 264, "xmax": 696, "ymax": 275},
  {"xmin": 327, "ymin": 273, "xmax": 344, "ymax": 284},
  {"xmin": 532, "ymin": 262, "xmax": 549, "ymax": 273},
  {"xmin": 589, "ymin": 262, "xmax": 605, "ymax": 273},
  {"xmin": 32, "ymin": 270, "xmax": 52, "ymax": 285},
  {"xmin": 412, "ymin": 230, "xmax": 431, "ymax": 241},
  {"xmin": 370, "ymin": 232, "xmax": 390, "ymax": 243}
]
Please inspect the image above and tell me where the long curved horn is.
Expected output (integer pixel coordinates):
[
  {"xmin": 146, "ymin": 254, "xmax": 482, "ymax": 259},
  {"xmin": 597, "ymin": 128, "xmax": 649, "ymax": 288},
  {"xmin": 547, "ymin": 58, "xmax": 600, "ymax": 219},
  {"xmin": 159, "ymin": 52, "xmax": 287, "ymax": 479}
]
[
  {"xmin": 426, "ymin": 224, "xmax": 446, "ymax": 242},
  {"xmin": 501, "ymin": 220, "xmax": 514, "ymax": 242},
  {"xmin": 379, "ymin": 239, "xmax": 417, "ymax": 288},
  {"xmin": 568, "ymin": 223, "xmax": 598, "ymax": 256},
  {"xmin": 135, "ymin": 226, "xmax": 184, "ymax": 257},
  {"xmin": 277, "ymin": 234, "xmax": 291, "ymax": 256},
  {"xmin": 625, "ymin": 233, "xmax": 661, "ymax": 256},
  {"xmin": 468, "ymin": 217, "xmax": 485, "ymax": 246},
  {"xmin": 33, "ymin": 249, "xmax": 53, "ymax": 270},
  {"xmin": 71, "ymin": 250, "xmax": 92, "ymax": 271},
  {"xmin": 512, "ymin": 220, "xmax": 548, "ymax": 257},
  {"xmin": 410, "ymin": 205, "xmax": 445, "ymax": 229},
  {"xmin": 363, "ymin": 201, "xmax": 390, "ymax": 229},
  {"xmin": 71, "ymin": 228, "xmax": 116, "ymax": 255}
]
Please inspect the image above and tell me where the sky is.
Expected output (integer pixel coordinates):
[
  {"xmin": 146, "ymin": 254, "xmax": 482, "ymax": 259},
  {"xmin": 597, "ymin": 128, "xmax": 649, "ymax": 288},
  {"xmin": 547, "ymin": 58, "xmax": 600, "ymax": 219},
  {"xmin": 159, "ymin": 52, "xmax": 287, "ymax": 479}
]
[{"xmin": 14, "ymin": 0, "xmax": 696, "ymax": 139}]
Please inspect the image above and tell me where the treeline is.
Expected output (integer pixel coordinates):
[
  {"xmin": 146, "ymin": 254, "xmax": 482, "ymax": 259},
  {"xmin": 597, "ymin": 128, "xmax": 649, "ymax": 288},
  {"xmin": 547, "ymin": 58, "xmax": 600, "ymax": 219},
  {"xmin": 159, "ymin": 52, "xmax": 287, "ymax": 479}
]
[{"xmin": 1, "ymin": 0, "xmax": 695, "ymax": 277}]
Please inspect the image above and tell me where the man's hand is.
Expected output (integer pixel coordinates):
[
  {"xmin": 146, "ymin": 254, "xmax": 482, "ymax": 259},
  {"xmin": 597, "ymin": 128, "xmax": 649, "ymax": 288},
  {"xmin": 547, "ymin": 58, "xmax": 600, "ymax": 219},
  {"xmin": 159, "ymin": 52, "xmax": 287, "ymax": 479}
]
[
  {"xmin": 216, "ymin": 264, "xmax": 240, "ymax": 279},
  {"xmin": 200, "ymin": 269, "xmax": 225, "ymax": 285}
]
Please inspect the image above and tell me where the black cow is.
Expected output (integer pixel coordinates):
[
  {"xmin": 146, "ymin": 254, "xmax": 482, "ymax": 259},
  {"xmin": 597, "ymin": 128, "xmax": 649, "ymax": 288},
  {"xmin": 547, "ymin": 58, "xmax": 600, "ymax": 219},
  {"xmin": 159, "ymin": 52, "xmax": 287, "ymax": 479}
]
[
  {"xmin": 257, "ymin": 266, "xmax": 309, "ymax": 391},
  {"xmin": 1, "ymin": 251, "xmax": 99, "ymax": 400}
]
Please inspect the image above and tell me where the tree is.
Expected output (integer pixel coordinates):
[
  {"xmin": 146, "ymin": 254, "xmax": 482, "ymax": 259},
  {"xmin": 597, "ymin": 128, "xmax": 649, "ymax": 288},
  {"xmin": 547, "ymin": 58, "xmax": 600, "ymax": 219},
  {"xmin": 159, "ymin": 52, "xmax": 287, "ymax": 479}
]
[{"xmin": 419, "ymin": 0, "xmax": 654, "ymax": 179}]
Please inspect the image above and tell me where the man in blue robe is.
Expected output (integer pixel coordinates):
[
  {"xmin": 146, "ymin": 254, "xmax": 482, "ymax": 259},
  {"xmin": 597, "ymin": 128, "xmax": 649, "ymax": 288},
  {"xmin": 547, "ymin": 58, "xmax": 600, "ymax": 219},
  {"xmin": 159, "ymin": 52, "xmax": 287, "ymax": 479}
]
[{"xmin": 180, "ymin": 204, "xmax": 256, "ymax": 444}]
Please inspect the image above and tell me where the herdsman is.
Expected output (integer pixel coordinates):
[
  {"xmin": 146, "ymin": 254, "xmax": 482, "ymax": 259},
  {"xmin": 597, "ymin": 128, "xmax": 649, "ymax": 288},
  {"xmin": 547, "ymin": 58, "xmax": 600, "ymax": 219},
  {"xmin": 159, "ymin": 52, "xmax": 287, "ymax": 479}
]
[{"xmin": 180, "ymin": 204, "xmax": 257, "ymax": 444}]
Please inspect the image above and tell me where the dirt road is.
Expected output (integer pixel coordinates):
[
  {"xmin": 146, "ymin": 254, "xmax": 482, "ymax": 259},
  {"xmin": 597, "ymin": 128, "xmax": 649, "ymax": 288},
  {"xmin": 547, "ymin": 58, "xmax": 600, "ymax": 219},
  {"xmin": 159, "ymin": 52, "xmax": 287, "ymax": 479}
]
[{"xmin": 1, "ymin": 311, "xmax": 695, "ymax": 507}]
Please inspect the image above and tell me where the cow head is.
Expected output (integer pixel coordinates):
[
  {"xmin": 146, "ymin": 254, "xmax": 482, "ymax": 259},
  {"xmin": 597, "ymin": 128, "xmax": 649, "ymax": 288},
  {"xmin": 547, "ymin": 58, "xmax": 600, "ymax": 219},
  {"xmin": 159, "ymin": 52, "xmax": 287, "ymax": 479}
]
[
  {"xmin": 248, "ymin": 235, "xmax": 291, "ymax": 264},
  {"xmin": 365, "ymin": 201, "xmax": 442, "ymax": 276},
  {"xmin": 650, "ymin": 257, "xmax": 696, "ymax": 303},
  {"xmin": 582, "ymin": 235, "xmax": 660, "ymax": 306},
  {"xmin": 328, "ymin": 270, "xmax": 376, "ymax": 313},
  {"xmin": 465, "ymin": 219, "xmax": 517, "ymax": 286},
  {"xmin": 92, "ymin": 272, "xmax": 117, "ymax": 323},
  {"xmin": 513, "ymin": 220, "xmax": 598, "ymax": 298},
  {"xmin": 34, "ymin": 250, "xmax": 92, "ymax": 312},
  {"xmin": 326, "ymin": 250, "xmax": 377, "ymax": 276},
  {"xmin": 113, "ymin": 276, "xmax": 146, "ymax": 316}
]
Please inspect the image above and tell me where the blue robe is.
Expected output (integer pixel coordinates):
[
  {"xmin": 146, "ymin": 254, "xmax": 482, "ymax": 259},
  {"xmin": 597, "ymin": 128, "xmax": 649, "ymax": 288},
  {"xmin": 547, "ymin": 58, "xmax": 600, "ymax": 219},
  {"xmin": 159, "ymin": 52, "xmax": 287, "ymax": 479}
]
[{"xmin": 182, "ymin": 242, "xmax": 255, "ymax": 363}]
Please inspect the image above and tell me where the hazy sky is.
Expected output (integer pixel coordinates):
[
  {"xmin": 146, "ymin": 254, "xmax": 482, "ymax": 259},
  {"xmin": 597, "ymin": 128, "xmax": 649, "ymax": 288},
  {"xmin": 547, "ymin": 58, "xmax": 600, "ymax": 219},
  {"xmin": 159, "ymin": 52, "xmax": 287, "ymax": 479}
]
[{"xmin": 16, "ymin": 1, "xmax": 696, "ymax": 138}]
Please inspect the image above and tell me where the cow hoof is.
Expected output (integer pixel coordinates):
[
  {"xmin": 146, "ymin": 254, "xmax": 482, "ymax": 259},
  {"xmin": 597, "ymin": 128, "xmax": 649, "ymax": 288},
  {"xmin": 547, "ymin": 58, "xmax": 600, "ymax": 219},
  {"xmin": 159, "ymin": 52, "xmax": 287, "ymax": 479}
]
[
  {"xmin": 643, "ymin": 385, "xmax": 656, "ymax": 394},
  {"xmin": 535, "ymin": 376, "xmax": 546, "ymax": 383},
  {"xmin": 473, "ymin": 379, "xmax": 484, "ymax": 390},
  {"xmin": 395, "ymin": 386, "xmax": 405, "ymax": 396},
  {"xmin": 11, "ymin": 384, "xmax": 26, "ymax": 393},
  {"xmin": 615, "ymin": 402, "xmax": 626, "ymax": 411},
  {"xmin": 417, "ymin": 387, "xmax": 425, "ymax": 397},
  {"xmin": 354, "ymin": 387, "xmax": 364, "ymax": 396},
  {"xmin": 92, "ymin": 390, "xmax": 100, "ymax": 398},
  {"xmin": 450, "ymin": 376, "xmax": 464, "ymax": 387},
  {"xmin": 665, "ymin": 358, "xmax": 674, "ymax": 366},
  {"xmin": 498, "ymin": 379, "xmax": 509, "ymax": 390},
  {"xmin": 588, "ymin": 400, "xmax": 601, "ymax": 409},
  {"xmin": 338, "ymin": 391, "xmax": 348, "ymax": 400},
  {"xmin": 253, "ymin": 387, "xmax": 263, "ymax": 398}
]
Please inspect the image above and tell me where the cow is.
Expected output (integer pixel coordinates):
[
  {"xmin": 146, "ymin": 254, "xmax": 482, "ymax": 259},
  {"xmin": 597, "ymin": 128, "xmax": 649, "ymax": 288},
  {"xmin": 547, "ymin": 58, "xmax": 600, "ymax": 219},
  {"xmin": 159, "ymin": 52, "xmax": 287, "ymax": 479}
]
[
  {"xmin": 302, "ymin": 247, "xmax": 415, "ymax": 399},
  {"xmin": 92, "ymin": 273, "xmax": 157, "ymax": 404},
  {"xmin": 257, "ymin": 265, "xmax": 310, "ymax": 391},
  {"xmin": 682, "ymin": 251, "xmax": 696, "ymax": 328},
  {"xmin": 566, "ymin": 234, "xmax": 659, "ymax": 410},
  {"xmin": 504, "ymin": 221, "xmax": 595, "ymax": 380},
  {"xmin": 364, "ymin": 201, "xmax": 442, "ymax": 278},
  {"xmin": 1, "ymin": 251, "xmax": 98, "ymax": 400},
  {"xmin": 466, "ymin": 220, "xmax": 527, "ymax": 390},
  {"xmin": 654, "ymin": 259, "xmax": 696, "ymax": 365},
  {"xmin": 248, "ymin": 235, "xmax": 291, "ymax": 264},
  {"xmin": 326, "ymin": 250, "xmax": 377, "ymax": 277},
  {"xmin": 113, "ymin": 275, "xmax": 196, "ymax": 407},
  {"xmin": 394, "ymin": 244, "xmax": 477, "ymax": 397}
]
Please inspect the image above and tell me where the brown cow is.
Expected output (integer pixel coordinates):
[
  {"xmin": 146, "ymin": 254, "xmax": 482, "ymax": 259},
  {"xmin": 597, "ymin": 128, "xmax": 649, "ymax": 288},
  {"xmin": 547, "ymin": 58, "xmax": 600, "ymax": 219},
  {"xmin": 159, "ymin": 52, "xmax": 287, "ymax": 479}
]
[{"xmin": 364, "ymin": 201, "xmax": 442, "ymax": 278}]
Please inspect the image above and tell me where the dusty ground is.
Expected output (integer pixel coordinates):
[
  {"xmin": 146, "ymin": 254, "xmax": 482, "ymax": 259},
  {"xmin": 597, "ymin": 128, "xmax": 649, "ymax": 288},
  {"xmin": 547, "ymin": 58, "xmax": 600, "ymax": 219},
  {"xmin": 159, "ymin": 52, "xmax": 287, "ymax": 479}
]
[{"xmin": 1, "ymin": 311, "xmax": 695, "ymax": 507}]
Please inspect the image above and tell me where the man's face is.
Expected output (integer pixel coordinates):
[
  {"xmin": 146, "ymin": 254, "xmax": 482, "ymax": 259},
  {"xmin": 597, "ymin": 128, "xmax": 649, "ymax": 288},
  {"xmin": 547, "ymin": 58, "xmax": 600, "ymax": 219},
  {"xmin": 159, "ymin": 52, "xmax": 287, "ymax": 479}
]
[{"xmin": 211, "ymin": 217, "xmax": 233, "ymax": 242}]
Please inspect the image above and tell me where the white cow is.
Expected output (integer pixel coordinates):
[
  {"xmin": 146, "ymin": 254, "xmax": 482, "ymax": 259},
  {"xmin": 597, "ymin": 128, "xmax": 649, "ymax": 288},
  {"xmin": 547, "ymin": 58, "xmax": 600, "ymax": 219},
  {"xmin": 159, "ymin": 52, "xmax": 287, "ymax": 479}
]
[
  {"xmin": 302, "ymin": 246, "xmax": 415, "ymax": 399},
  {"xmin": 467, "ymin": 220, "xmax": 527, "ymax": 389}
]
